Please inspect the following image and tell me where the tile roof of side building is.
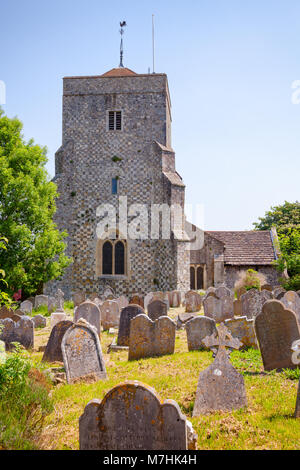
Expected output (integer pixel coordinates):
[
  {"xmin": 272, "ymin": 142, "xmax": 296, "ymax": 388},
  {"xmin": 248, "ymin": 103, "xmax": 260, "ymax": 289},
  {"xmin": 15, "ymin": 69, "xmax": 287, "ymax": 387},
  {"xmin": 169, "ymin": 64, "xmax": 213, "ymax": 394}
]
[{"xmin": 206, "ymin": 230, "xmax": 277, "ymax": 265}]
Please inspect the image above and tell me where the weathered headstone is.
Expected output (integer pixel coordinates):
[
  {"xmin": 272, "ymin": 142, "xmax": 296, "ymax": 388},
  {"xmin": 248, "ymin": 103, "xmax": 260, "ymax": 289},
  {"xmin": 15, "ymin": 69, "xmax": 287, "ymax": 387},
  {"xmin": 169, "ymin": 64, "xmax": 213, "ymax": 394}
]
[
  {"xmin": 35, "ymin": 295, "xmax": 48, "ymax": 309},
  {"xmin": 260, "ymin": 289, "xmax": 273, "ymax": 304},
  {"xmin": 144, "ymin": 292, "xmax": 155, "ymax": 312},
  {"xmin": 74, "ymin": 300, "xmax": 101, "ymax": 335},
  {"xmin": 261, "ymin": 284, "xmax": 273, "ymax": 292},
  {"xmin": 62, "ymin": 318, "xmax": 107, "ymax": 384},
  {"xmin": 255, "ymin": 300, "xmax": 300, "ymax": 371},
  {"xmin": 215, "ymin": 285, "xmax": 233, "ymax": 299},
  {"xmin": 79, "ymin": 381, "xmax": 196, "ymax": 450},
  {"xmin": 176, "ymin": 312, "xmax": 198, "ymax": 329},
  {"xmin": 169, "ymin": 290, "xmax": 181, "ymax": 308},
  {"xmin": 185, "ymin": 316, "xmax": 217, "ymax": 351},
  {"xmin": 241, "ymin": 288, "xmax": 264, "ymax": 319},
  {"xmin": 55, "ymin": 289, "xmax": 65, "ymax": 312},
  {"xmin": 42, "ymin": 320, "xmax": 73, "ymax": 363},
  {"xmin": 100, "ymin": 300, "xmax": 120, "ymax": 330},
  {"xmin": 0, "ymin": 316, "xmax": 34, "ymax": 350},
  {"xmin": 20, "ymin": 300, "xmax": 33, "ymax": 315},
  {"xmin": 236, "ymin": 286, "xmax": 247, "ymax": 300},
  {"xmin": 33, "ymin": 314, "xmax": 47, "ymax": 328},
  {"xmin": 225, "ymin": 316, "xmax": 258, "ymax": 349},
  {"xmin": 233, "ymin": 299, "xmax": 242, "ymax": 316},
  {"xmin": 273, "ymin": 287, "xmax": 286, "ymax": 300},
  {"xmin": 50, "ymin": 312, "xmax": 67, "ymax": 329},
  {"xmin": 73, "ymin": 291, "xmax": 86, "ymax": 308},
  {"xmin": 147, "ymin": 299, "xmax": 168, "ymax": 322},
  {"xmin": 193, "ymin": 323, "xmax": 246, "ymax": 415},
  {"xmin": 128, "ymin": 314, "xmax": 176, "ymax": 360},
  {"xmin": 0, "ymin": 306, "xmax": 22, "ymax": 322},
  {"xmin": 185, "ymin": 291, "xmax": 202, "ymax": 313},
  {"xmin": 117, "ymin": 304, "xmax": 145, "ymax": 347},
  {"xmin": 281, "ymin": 291, "xmax": 300, "ymax": 323},
  {"xmin": 129, "ymin": 293, "xmax": 144, "ymax": 308},
  {"xmin": 203, "ymin": 295, "xmax": 234, "ymax": 323},
  {"xmin": 47, "ymin": 296, "xmax": 57, "ymax": 314},
  {"xmin": 116, "ymin": 295, "xmax": 128, "ymax": 311}
]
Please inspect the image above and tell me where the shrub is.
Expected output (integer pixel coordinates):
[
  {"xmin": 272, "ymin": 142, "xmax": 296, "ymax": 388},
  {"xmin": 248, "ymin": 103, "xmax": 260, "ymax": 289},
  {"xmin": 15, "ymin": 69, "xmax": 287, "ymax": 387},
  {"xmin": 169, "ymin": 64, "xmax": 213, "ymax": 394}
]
[
  {"xmin": 0, "ymin": 347, "xmax": 53, "ymax": 449},
  {"xmin": 234, "ymin": 269, "xmax": 266, "ymax": 294}
]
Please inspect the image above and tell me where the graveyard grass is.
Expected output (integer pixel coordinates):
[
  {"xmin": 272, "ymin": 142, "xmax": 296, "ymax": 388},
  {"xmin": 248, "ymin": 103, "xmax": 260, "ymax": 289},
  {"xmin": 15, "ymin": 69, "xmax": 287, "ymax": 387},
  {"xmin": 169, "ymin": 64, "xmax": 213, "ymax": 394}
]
[{"xmin": 2, "ymin": 304, "xmax": 300, "ymax": 450}]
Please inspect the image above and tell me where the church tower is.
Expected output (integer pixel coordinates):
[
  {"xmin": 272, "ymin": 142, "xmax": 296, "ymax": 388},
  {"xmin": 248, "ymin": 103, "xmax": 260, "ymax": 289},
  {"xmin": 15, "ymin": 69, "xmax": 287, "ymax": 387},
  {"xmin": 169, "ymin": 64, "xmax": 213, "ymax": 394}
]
[{"xmin": 46, "ymin": 66, "xmax": 190, "ymax": 298}]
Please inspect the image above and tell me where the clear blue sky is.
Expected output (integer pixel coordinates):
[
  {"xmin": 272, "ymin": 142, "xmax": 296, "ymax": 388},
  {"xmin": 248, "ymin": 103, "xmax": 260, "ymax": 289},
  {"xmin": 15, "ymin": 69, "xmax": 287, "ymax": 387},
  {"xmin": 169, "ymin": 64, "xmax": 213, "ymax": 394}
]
[{"xmin": 1, "ymin": 0, "xmax": 300, "ymax": 230}]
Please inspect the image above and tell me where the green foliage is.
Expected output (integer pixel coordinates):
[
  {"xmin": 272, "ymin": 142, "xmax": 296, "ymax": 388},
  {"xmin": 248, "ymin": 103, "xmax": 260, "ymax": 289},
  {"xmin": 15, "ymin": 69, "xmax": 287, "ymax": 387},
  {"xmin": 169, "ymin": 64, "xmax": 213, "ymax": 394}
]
[
  {"xmin": 254, "ymin": 202, "xmax": 300, "ymax": 291},
  {"xmin": 0, "ymin": 108, "xmax": 72, "ymax": 298},
  {"xmin": 234, "ymin": 269, "xmax": 266, "ymax": 292},
  {"xmin": 0, "ymin": 348, "xmax": 53, "ymax": 449}
]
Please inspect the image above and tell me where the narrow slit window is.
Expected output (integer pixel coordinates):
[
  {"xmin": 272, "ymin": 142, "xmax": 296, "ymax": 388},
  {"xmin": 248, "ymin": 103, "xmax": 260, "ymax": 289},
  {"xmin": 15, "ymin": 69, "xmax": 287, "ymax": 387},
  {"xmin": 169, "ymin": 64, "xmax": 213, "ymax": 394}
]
[
  {"xmin": 108, "ymin": 111, "xmax": 122, "ymax": 131},
  {"xmin": 112, "ymin": 178, "xmax": 118, "ymax": 195}
]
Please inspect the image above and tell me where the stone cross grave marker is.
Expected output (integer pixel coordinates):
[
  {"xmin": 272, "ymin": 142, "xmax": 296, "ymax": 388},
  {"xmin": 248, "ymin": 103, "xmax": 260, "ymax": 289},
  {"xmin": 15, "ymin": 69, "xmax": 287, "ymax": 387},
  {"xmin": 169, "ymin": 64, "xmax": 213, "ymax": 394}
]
[
  {"xmin": 193, "ymin": 323, "xmax": 247, "ymax": 415},
  {"xmin": 79, "ymin": 381, "xmax": 196, "ymax": 450},
  {"xmin": 61, "ymin": 318, "xmax": 107, "ymax": 384}
]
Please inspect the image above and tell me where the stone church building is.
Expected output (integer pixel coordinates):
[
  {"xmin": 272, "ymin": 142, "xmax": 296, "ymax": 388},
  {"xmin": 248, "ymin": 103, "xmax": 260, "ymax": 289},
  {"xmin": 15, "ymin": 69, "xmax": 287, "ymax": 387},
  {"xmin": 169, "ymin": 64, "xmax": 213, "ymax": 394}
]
[{"xmin": 46, "ymin": 66, "xmax": 280, "ymax": 298}]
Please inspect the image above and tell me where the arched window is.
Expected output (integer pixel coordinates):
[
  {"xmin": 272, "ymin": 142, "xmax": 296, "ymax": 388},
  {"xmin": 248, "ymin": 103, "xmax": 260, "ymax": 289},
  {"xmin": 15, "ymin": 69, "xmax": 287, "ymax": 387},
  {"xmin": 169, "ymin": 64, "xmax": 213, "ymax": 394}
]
[
  {"xmin": 115, "ymin": 241, "xmax": 125, "ymax": 275},
  {"xmin": 190, "ymin": 266, "xmax": 195, "ymax": 290},
  {"xmin": 103, "ymin": 241, "xmax": 113, "ymax": 274},
  {"xmin": 98, "ymin": 238, "xmax": 127, "ymax": 276}
]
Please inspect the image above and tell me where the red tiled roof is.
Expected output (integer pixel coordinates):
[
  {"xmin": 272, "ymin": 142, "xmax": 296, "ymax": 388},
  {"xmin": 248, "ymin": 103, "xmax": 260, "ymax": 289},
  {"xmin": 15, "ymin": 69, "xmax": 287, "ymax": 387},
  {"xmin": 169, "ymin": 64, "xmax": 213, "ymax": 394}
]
[
  {"xmin": 206, "ymin": 231, "xmax": 276, "ymax": 265},
  {"xmin": 101, "ymin": 67, "xmax": 138, "ymax": 77}
]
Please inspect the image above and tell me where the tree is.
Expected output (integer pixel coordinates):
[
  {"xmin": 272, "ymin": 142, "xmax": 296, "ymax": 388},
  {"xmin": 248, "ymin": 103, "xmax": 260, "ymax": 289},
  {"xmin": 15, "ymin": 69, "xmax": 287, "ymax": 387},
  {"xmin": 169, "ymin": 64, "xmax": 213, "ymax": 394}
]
[
  {"xmin": 253, "ymin": 201, "xmax": 300, "ymax": 291},
  {"xmin": 0, "ymin": 108, "xmax": 71, "ymax": 298}
]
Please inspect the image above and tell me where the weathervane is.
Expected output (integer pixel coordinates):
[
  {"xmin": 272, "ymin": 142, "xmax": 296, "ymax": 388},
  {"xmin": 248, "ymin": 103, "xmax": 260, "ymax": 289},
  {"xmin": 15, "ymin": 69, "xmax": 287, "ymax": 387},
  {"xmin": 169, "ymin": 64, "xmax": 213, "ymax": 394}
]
[{"xmin": 119, "ymin": 21, "xmax": 127, "ymax": 68}]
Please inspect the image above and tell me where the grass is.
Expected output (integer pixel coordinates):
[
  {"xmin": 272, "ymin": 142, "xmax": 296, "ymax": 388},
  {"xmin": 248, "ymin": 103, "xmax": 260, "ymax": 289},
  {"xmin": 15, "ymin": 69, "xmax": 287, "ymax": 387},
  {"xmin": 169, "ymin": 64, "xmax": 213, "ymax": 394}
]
[{"xmin": 3, "ymin": 305, "xmax": 300, "ymax": 450}]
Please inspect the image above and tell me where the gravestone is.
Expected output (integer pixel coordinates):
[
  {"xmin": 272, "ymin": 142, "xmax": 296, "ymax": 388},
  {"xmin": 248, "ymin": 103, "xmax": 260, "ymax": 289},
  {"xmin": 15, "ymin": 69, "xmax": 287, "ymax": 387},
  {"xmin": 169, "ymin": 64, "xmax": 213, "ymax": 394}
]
[
  {"xmin": 260, "ymin": 289, "xmax": 273, "ymax": 304},
  {"xmin": 20, "ymin": 300, "xmax": 33, "ymax": 315},
  {"xmin": 291, "ymin": 340, "xmax": 300, "ymax": 418},
  {"xmin": 176, "ymin": 312, "xmax": 198, "ymax": 329},
  {"xmin": 33, "ymin": 314, "xmax": 47, "ymax": 328},
  {"xmin": 89, "ymin": 292, "xmax": 99, "ymax": 302},
  {"xmin": 117, "ymin": 304, "xmax": 145, "ymax": 347},
  {"xmin": 281, "ymin": 291, "xmax": 300, "ymax": 323},
  {"xmin": 0, "ymin": 316, "xmax": 34, "ymax": 350},
  {"xmin": 50, "ymin": 312, "xmax": 67, "ymax": 329},
  {"xmin": 169, "ymin": 290, "xmax": 181, "ymax": 308},
  {"xmin": 203, "ymin": 295, "xmax": 234, "ymax": 323},
  {"xmin": 185, "ymin": 291, "xmax": 202, "ymax": 313},
  {"xmin": 129, "ymin": 293, "xmax": 144, "ymax": 308},
  {"xmin": 55, "ymin": 289, "xmax": 65, "ymax": 312},
  {"xmin": 116, "ymin": 295, "xmax": 128, "ymax": 311},
  {"xmin": 79, "ymin": 381, "xmax": 195, "ymax": 450},
  {"xmin": 0, "ymin": 306, "xmax": 22, "ymax": 322},
  {"xmin": 74, "ymin": 300, "xmax": 101, "ymax": 335},
  {"xmin": 35, "ymin": 295, "xmax": 48, "ymax": 309},
  {"xmin": 42, "ymin": 320, "xmax": 73, "ymax": 363},
  {"xmin": 47, "ymin": 296, "xmax": 57, "ymax": 314},
  {"xmin": 128, "ymin": 315, "xmax": 176, "ymax": 360},
  {"xmin": 144, "ymin": 292, "xmax": 155, "ymax": 312},
  {"xmin": 215, "ymin": 285, "xmax": 233, "ymax": 299},
  {"xmin": 103, "ymin": 286, "xmax": 115, "ymax": 299},
  {"xmin": 185, "ymin": 316, "xmax": 217, "ymax": 351},
  {"xmin": 225, "ymin": 316, "xmax": 258, "ymax": 349},
  {"xmin": 273, "ymin": 287, "xmax": 286, "ymax": 300},
  {"xmin": 100, "ymin": 300, "xmax": 120, "ymax": 330},
  {"xmin": 73, "ymin": 291, "xmax": 86, "ymax": 308},
  {"xmin": 261, "ymin": 284, "xmax": 273, "ymax": 292},
  {"xmin": 193, "ymin": 323, "xmax": 246, "ymax": 415},
  {"xmin": 233, "ymin": 299, "xmax": 242, "ymax": 316},
  {"xmin": 61, "ymin": 318, "xmax": 107, "ymax": 384},
  {"xmin": 255, "ymin": 300, "xmax": 300, "ymax": 371},
  {"xmin": 147, "ymin": 299, "xmax": 168, "ymax": 322},
  {"xmin": 241, "ymin": 288, "xmax": 264, "ymax": 319},
  {"xmin": 236, "ymin": 286, "xmax": 247, "ymax": 300}
]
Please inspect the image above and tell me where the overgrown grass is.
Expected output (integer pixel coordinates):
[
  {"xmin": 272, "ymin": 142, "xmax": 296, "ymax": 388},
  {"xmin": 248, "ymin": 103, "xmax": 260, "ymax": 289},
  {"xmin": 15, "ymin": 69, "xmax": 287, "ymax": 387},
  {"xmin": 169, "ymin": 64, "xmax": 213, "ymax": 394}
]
[
  {"xmin": 0, "ymin": 347, "xmax": 53, "ymax": 450},
  {"xmin": 34, "ymin": 327, "xmax": 300, "ymax": 450}
]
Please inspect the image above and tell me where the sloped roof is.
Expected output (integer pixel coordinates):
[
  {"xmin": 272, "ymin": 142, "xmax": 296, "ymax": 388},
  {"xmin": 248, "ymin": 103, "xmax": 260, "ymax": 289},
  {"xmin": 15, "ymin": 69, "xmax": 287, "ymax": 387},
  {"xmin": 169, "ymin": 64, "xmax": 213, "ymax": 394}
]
[
  {"xmin": 101, "ymin": 67, "xmax": 138, "ymax": 77},
  {"xmin": 163, "ymin": 172, "xmax": 185, "ymax": 187},
  {"xmin": 206, "ymin": 231, "xmax": 276, "ymax": 265}
]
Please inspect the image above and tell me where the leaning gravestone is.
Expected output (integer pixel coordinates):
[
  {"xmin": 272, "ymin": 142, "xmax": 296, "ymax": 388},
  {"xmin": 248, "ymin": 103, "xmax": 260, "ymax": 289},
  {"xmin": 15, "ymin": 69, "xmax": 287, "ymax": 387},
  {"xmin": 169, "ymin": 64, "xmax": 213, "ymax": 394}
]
[
  {"xmin": 185, "ymin": 316, "xmax": 217, "ymax": 351},
  {"xmin": 79, "ymin": 381, "xmax": 196, "ymax": 450},
  {"xmin": 117, "ymin": 304, "xmax": 145, "ymax": 347},
  {"xmin": 225, "ymin": 316, "xmax": 258, "ymax": 349},
  {"xmin": 100, "ymin": 300, "xmax": 120, "ymax": 330},
  {"xmin": 0, "ymin": 316, "xmax": 34, "ymax": 350},
  {"xmin": 128, "ymin": 314, "xmax": 176, "ymax": 360},
  {"xmin": 42, "ymin": 320, "xmax": 73, "ymax": 363},
  {"xmin": 193, "ymin": 323, "xmax": 246, "ymax": 415},
  {"xmin": 241, "ymin": 288, "xmax": 264, "ymax": 319},
  {"xmin": 281, "ymin": 291, "xmax": 300, "ymax": 323},
  {"xmin": 61, "ymin": 318, "xmax": 107, "ymax": 384},
  {"xmin": 291, "ymin": 340, "xmax": 300, "ymax": 418},
  {"xmin": 255, "ymin": 300, "xmax": 300, "ymax": 371},
  {"xmin": 185, "ymin": 291, "xmax": 202, "ymax": 313},
  {"xmin": 20, "ymin": 300, "xmax": 33, "ymax": 315},
  {"xmin": 147, "ymin": 299, "xmax": 168, "ymax": 322},
  {"xmin": 74, "ymin": 300, "xmax": 101, "ymax": 335},
  {"xmin": 35, "ymin": 295, "xmax": 48, "ymax": 309}
]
